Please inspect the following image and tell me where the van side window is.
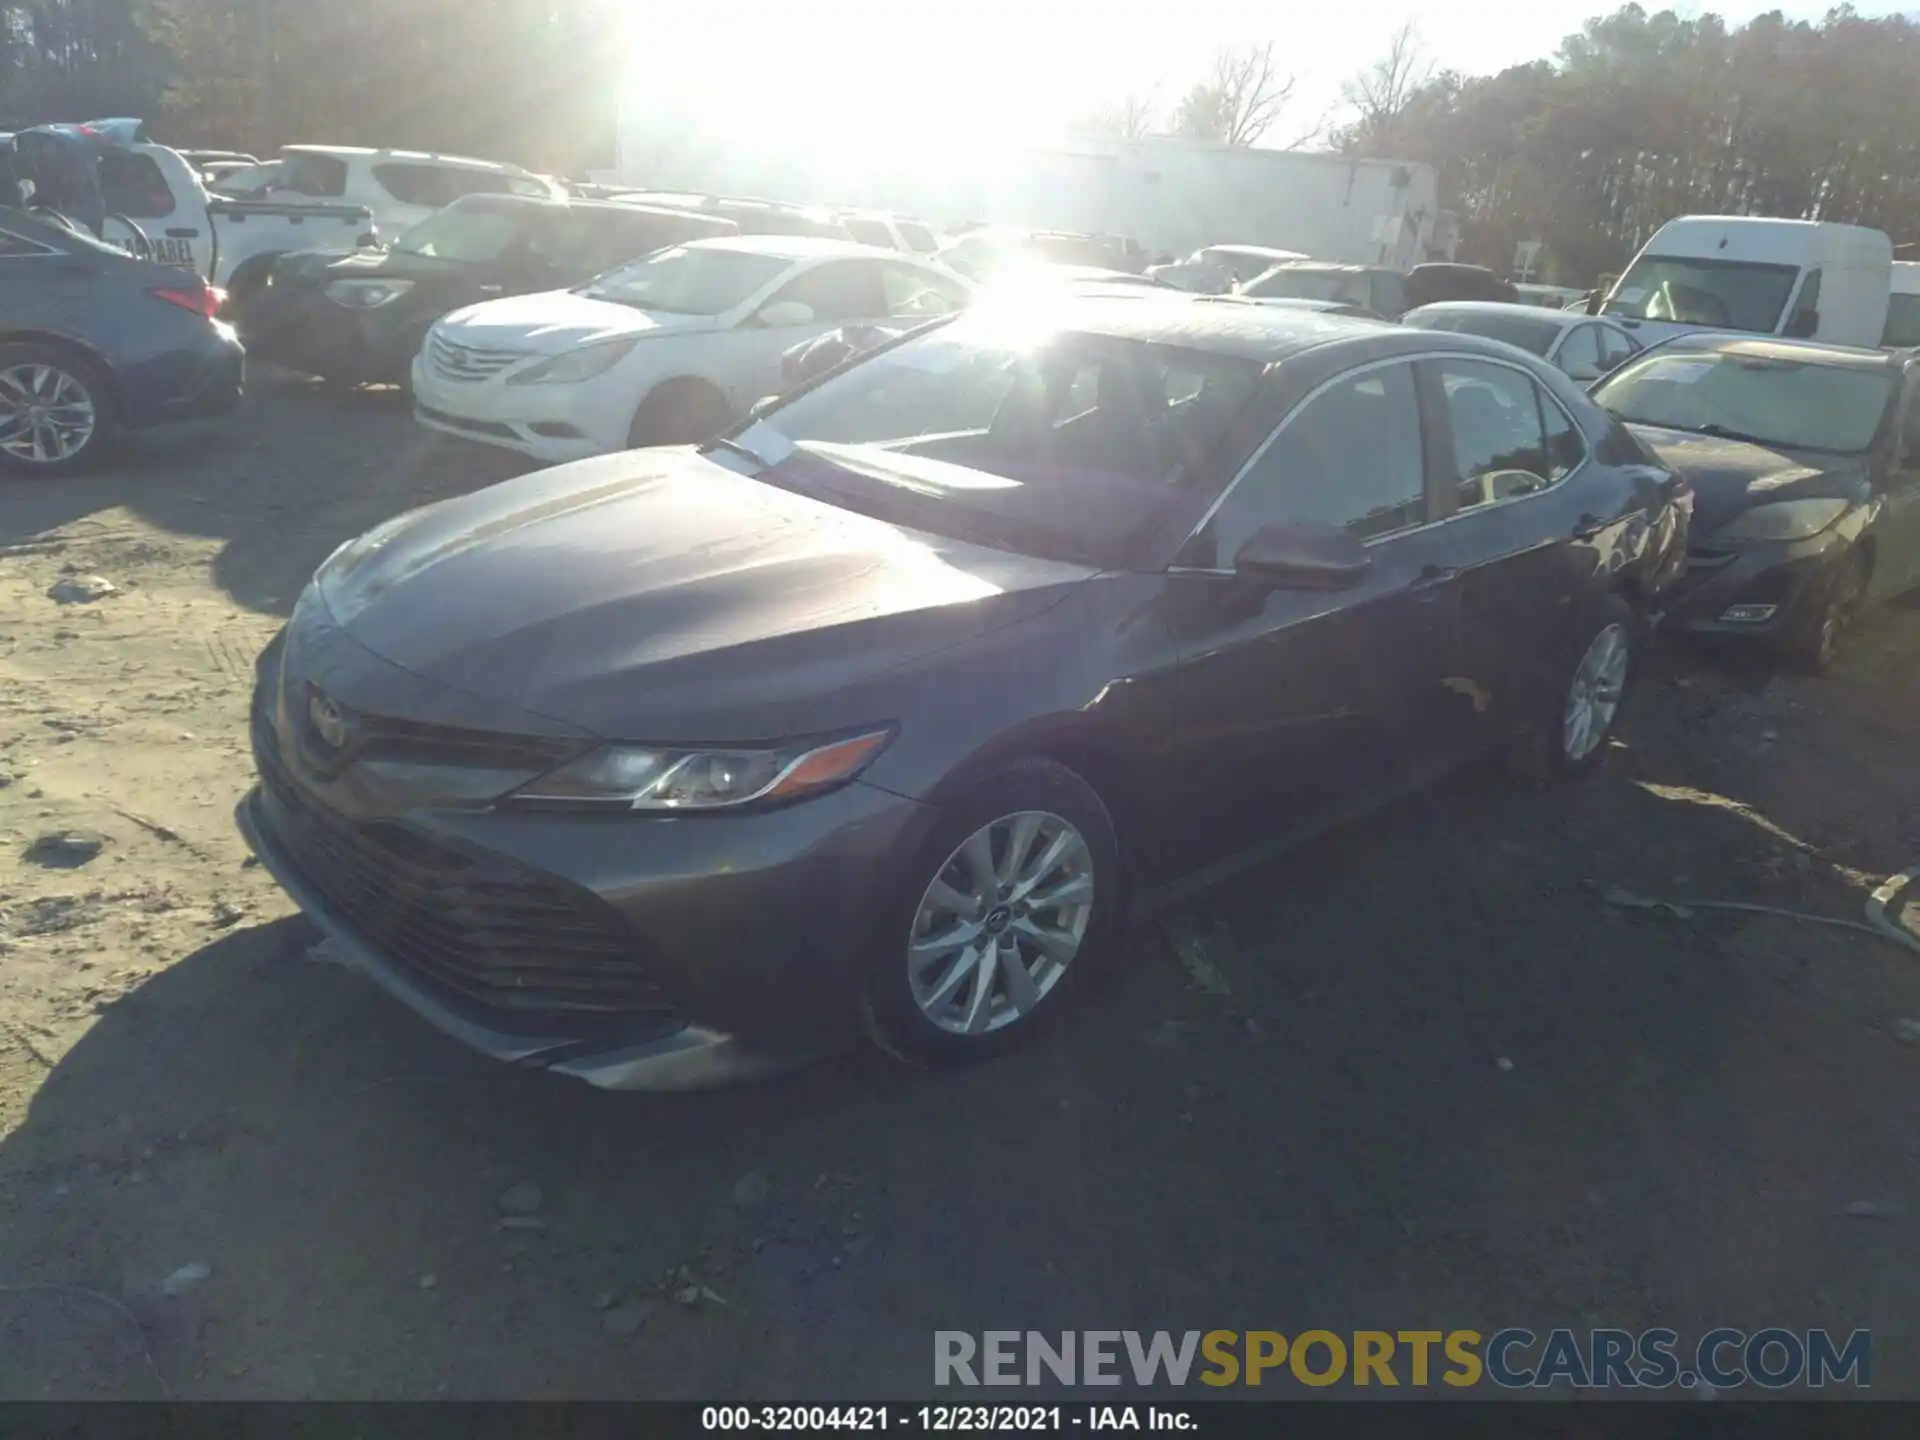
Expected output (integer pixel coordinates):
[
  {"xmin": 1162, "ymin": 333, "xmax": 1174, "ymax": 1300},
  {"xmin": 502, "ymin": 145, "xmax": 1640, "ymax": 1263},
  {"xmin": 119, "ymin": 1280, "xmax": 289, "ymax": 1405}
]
[{"xmin": 1786, "ymin": 270, "xmax": 1822, "ymax": 336}]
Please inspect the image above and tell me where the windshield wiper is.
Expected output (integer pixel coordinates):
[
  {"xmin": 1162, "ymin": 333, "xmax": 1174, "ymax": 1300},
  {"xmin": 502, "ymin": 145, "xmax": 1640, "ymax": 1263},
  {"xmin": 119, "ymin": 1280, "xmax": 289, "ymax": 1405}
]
[
  {"xmin": 704, "ymin": 435, "xmax": 770, "ymax": 468},
  {"xmin": 1697, "ymin": 422, "xmax": 1776, "ymax": 446}
]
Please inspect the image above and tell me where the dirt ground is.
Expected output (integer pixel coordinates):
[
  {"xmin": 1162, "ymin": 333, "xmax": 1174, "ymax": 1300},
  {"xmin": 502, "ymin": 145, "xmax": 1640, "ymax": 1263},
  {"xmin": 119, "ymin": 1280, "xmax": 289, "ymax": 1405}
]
[{"xmin": 2, "ymin": 372, "xmax": 1919, "ymax": 1400}]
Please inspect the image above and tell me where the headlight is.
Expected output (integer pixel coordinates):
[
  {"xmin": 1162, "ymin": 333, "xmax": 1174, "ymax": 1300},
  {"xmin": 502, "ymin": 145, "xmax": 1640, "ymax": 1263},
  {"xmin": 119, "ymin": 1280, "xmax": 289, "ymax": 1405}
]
[
  {"xmin": 509, "ymin": 730, "xmax": 893, "ymax": 811},
  {"xmin": 1713, "ymin": 498, "xmax": 1849, "ymax": 544},
  {"xmin": 509, "ymin": 338, "xmax": 639, "ymax": 386},
  {"xmin": 324, "ymin": 279, "xmax": 414, "ymax": 309}
]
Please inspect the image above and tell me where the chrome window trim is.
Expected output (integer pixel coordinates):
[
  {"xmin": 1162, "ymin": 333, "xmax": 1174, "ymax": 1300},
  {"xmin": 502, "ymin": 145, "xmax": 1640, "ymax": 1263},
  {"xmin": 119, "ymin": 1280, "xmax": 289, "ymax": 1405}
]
[
  {"xmin": 0, "ymin": 227, "xmax": 59, "ymax": 259},
  {"xmin": 1178, "ymin": 348, "xmax": 1596, "ymax": 563}
]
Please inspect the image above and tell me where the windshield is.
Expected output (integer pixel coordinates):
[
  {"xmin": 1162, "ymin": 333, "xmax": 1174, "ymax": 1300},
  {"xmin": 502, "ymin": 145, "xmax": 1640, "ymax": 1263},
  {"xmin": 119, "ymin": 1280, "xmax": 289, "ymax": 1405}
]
[
  {"xmin": 395, "ymin": 201, "xmax": 526, "ymax": 262},
  {"xmin": 1404, "ymin": 309, "xmax": 1561, "ymax": 356},
  {"xmin": 1602, "ymin": 255, "xmax": 1800, "ymax": 332},
  {"xmin": 579, "ymin": 245, "xmax": 789, "ymax": 314},
  {"xmin": 729, "ymin": 316, "xmax": 1266, "ymax": 566},
  {"xmin": 1883, "ymin": 293, "xmax": 1920, "ymax": 348},
  {"xmin": 1593, "ymin": 349, "xmax": 1893, "ymax": 454},
  {"xmin": 1242, "ymin": 269, "xmax": 1369, "ymax": 305}
]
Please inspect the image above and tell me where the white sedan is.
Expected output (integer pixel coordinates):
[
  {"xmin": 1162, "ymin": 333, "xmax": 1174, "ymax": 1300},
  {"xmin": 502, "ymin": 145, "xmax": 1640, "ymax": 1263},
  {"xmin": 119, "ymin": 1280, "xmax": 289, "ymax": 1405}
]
[
  {"xmin": 411, "ymin": 235, "xmax": 974, "ymax": 463},
  {"xmin": 1400, "ymin": 301, "xmax": 1644, "ymax": 381}
]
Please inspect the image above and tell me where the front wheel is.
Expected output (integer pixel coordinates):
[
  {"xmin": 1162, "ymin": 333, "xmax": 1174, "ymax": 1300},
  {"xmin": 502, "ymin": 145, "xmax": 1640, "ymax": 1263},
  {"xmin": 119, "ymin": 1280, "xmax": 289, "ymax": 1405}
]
[
  {"xmin": 1784, "ymin": 547, "xmax": 1869, "ymax": 676},
  {"xmin": 1509, "ymin": 595, "xmax": 1638, "ymax": 783},
  {"xmin": 628, "ymin": 378, "xmax": 732, "ymax": 449},
  {"xmin": 0, "ymin": 344, "xmax": 112, "ymax": 476},
  {"xmin": 860, "ymin": 757, "xmax": 1120, "ymax": 1068}
]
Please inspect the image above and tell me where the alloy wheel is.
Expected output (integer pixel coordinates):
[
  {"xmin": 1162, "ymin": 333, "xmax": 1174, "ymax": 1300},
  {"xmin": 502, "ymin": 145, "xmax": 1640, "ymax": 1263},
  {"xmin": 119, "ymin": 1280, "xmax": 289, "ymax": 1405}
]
[
  {"xmin": 0, "ymin": 363, "xmax": 97, "ymax": 465},
  {"xmin": 1562, "ymin": 622, "xmax": 1630, "ymax": 763},
  {"xmin": 907, "ymin": 810, "xmax": 1095, "ymax": 1036}
]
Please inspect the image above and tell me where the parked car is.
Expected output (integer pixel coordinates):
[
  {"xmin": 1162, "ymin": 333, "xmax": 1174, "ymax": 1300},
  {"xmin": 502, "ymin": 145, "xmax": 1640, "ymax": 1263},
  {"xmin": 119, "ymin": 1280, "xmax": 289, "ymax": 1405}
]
[
  {"xmin": 1882, "ymin": 260, "xmax": 1920, "ymax": 348},
  {"xmin": 240, "ymin": 194, "xmax": 737, "ymax": 387},
  {"xmin": 0, "ymin": 206, "xmax": 242, "ymax": 475},
  {"xmin": 1592, "ymin": 333, "xmax": 1920, "ymax": 671},
  {"xmin": 935, "ymin": 229, "xmax": 1143, "ymax": 282},
  {"xmin": 411, "ymin": 234, "xmax": 974, "ymax": 459},
  {"xmin": 1146, "ymin": 244, "xmax": 1309, "ymax": 294},
  {"xmin": 598, "ymin": 191, "xmax": 854, "ymax": 241},
  {"xmin": 1237, "ymin": 262, "xmax": 1412, "ymax": 319},
  {"xmin": 1402, "ymin": 302, "xmax": 1643, "ymax": 380},
  {"xmin": 836, "ymin": 211, "xmax": 942, "ymax": 254},
  {"xmin": 1404, "ymin": 263, "xmax": 1520, "ymax": 308},
  {"xmin": 240, "ymin": 296, "xmax": 1686, "ymax": 1089},
  {"xmin": 251, "ymin": 145, "xmax": 563, "ymax": 240},
  {"xmin": 5, "ymin": 120, "xmax": 376, "ymax": 286}
]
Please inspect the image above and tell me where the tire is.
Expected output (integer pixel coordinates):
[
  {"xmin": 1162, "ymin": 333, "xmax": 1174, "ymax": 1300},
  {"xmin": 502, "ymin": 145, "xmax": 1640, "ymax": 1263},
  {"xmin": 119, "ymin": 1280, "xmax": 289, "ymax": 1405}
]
[
  {"xmin": 859, "ymin": 757, "xmax": 1121, "ymax": 1068},
  {"xmin": 0, "ymin": 343, "xmax": 113, "ymax": 477},
  {"xmin": 1507, "ymin": 593, "xmax": 1639, "ymax": 784},
  {"xmin": 627, "ymin": 378, "xmax": 732, "ymax": 449},
  {"xmin": 1784, "ymin": 547, "xmax": 1869, "ymax": 676}
]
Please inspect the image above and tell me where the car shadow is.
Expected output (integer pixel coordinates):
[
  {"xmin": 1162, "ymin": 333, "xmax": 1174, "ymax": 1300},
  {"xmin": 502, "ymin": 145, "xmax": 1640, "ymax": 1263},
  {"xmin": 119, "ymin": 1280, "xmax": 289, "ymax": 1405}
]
[
  {"xmin": 5, "ymin": 703, "xmax": 1919, "ymax": 1398},
  {"xmin": 0, "ymin": 372, "xmax": 532, "ymax": 620}
]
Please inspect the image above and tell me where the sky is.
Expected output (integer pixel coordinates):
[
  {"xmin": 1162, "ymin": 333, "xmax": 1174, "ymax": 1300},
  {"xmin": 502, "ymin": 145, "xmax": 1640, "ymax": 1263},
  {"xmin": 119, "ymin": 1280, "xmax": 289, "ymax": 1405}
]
[{"xmin": 623, "ymin": 1, "xmax": 1901, "ymax": 170}]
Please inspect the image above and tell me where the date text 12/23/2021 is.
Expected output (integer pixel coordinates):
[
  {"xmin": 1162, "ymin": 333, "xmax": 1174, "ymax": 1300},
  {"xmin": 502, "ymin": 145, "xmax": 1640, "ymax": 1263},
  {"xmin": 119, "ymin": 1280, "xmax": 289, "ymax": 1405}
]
[{"xmin": 702, "ymin": 1407, "xmax": 1189, "ymax": 1432}]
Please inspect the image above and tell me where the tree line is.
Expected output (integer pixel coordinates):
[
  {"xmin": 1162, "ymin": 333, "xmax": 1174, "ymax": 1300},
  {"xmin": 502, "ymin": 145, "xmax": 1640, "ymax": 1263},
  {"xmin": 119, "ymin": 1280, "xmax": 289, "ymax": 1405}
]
[
  {"xmin": 0, "ymin": 0, "xmax": 618, "ymax": 175},
  {"xmin": 6, "ymin": 2, "xmax": 1919, "ymax": 282}
]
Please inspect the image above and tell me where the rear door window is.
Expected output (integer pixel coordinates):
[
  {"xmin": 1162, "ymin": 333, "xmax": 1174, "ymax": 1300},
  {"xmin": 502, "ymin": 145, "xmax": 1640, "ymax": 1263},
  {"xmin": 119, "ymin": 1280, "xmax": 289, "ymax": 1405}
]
[
  {"xmin": 1555, "ymin": 324, "xmax": 1604, "ymax": 376},
  {"xmin": 278, "ymin": 152, "xmax": 348, "ymax": 198},
  {"xmin": 766, "ymin": 259, "xmax": 887, "ymax": 323},
  {"xmin": 896, "ymin": 221, "xmax": 938, "ymax": 253},
  {"xmin": 98, "ymin": 153, "xmax": 176, "ymax": 219},
  {"xmin": 880, "ymin": 263, "xmax": 969, "ymax": 318},
  {"xmin": 843, "ymin": 217, "xmax": 895, "ymax": 248}
]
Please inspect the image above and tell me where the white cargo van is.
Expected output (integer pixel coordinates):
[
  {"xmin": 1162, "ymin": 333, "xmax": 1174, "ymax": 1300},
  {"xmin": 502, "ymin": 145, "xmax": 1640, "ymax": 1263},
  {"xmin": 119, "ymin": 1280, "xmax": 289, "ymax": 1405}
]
[
  {"xmin": 1882, "ymin": 260, "xmax": 1920, "ymax": 348},
  {"xmin": 1600, "ymin": 216, "xmax": 1892, "ymax": 349}
]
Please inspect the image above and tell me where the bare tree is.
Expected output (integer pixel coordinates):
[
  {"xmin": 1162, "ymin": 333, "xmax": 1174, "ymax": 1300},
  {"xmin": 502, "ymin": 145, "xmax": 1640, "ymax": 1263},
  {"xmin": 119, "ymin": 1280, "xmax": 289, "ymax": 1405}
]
[
  {"xmin": 1172, "ymin": 42, "xmax": 1297, "ymax": 147},
  {"xmin": 1340, "ymin": 22, "xmax": 1433, "ymax": 141},
  {"xmin": 1071, "ymin": 90, "xmax": 1161, "ymax": 142}
]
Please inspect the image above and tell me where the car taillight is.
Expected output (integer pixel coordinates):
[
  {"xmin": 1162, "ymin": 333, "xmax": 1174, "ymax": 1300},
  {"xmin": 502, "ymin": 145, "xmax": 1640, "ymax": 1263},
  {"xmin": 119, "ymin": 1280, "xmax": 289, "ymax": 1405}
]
[{"xmin": 150, "ymin": 285, "xmax": 222, "ymax": 319}]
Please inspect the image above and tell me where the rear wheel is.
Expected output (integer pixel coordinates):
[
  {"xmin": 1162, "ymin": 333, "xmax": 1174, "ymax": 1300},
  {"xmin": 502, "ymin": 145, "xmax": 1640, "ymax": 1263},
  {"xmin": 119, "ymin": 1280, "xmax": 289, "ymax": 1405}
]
[
  {"xmin": 0, "ymin": 344, "xmax": 112, "ymax": 477},
  {"xmin": 1785, "ymin": 547, "xmax": 1869, "ymax": 675},
  {"xmin": 1508, "ymin": 594, "xmax": 1638, "ymax": 783},
  {"xmin": 860, "ymin": 758, "xmax": 1120, "ymax": 1068},
  {"xmin": 628, "ymin": 378, "xmax": 732, "ymax": 449}
]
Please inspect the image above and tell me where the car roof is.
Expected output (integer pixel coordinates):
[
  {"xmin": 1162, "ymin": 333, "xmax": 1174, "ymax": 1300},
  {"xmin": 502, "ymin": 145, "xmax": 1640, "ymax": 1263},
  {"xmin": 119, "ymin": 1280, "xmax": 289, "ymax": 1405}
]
[
  {"xmin": 281, "ymin": 144, "xmax": 529, "ymax": 174},
  {"xmin": 963, "ymin": 292, "xmax": 1520, "ymax": 364},
  {"xmin": 1655, "ymin": 333, "xmax": 1900, "ymax": 370},
  {"xmin": 1262, "ymin": 261, "xmax": 1390, "ymax": 276},
  {"xmin": 1407, "ymin": 301, "xmax": 1591, "ymax": 328},
  {"xmin": 681, "ymin": 233, "xmax": 903, "ymax": 262}
]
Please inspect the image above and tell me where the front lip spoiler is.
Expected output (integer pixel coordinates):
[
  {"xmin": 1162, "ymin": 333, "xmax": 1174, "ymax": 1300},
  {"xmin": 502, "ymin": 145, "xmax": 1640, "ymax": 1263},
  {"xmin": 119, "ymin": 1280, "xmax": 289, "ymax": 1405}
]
[{"xmin": 234, "ymin": 789, "xmax": 801, "ymax": 1091}]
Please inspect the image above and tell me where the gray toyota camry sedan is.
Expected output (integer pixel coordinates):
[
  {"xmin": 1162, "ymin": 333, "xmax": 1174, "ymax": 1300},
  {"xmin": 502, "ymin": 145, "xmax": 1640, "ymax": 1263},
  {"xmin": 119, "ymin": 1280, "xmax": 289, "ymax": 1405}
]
[{"xmin": 240, "ymin": 294, "xmax": 1689, "ymax": 1090}]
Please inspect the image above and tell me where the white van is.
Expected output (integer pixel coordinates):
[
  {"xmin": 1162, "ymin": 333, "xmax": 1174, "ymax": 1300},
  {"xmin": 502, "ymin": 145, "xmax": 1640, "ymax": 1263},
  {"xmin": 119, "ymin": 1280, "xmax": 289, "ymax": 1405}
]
[
  {"xmin": 1882, "ymin": 260, "xmax": 1920, "ymax": 348},
  {"xmin": 1600, "ymin": 216, "xmax": 1892, "ymax": 349}
]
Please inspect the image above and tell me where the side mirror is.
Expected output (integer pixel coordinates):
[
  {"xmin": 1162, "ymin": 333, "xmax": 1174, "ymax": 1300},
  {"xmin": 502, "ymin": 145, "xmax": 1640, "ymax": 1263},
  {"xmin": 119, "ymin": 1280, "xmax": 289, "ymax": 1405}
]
[
  {"xmin": 1232, "ymin": 521, "xmax": 1372, "ymax": 590},
  {"xmin": 756, "ymin": 300, "xmax": 816, "ymax": 328},
  {"xmin": 749, "ymin": 395, "xmax": 779, "ymax": 421},
  {"xmin": 1785, "ymin": 308, "xmax": 1819, "ymax": 339},
  {"xmin": 1564, "ymin": 359, "xmax": 1602, "ymax": 382}
]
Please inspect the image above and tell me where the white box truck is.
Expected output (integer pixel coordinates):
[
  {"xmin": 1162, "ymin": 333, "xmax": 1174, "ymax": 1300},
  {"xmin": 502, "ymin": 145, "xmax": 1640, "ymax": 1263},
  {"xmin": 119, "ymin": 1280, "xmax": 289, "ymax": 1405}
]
[{"xmin": 1599, "ymin": 216, "xmax": 1893, "ymax": 349}]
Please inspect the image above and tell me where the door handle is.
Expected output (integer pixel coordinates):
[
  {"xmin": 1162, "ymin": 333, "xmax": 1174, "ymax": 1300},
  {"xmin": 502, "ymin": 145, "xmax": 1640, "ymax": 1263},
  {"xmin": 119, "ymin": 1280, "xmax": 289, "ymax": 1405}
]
[{"xmin": 1572, "ymin": 514, "xmax": 1608, "ymax": 540}]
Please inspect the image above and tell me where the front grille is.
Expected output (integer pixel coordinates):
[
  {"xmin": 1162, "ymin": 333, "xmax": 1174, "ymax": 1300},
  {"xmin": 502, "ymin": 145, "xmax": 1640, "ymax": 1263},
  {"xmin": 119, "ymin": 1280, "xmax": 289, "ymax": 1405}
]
[
  {"xmin": 428, "ymin": 333, "xmax": 525, "ymax": 382},
  {"xmin": 252, "ymin": 706, "xmax": 673, "ymax": 1027},
  {"xmin": 291, "ymin": 681, "xmax": 578, "ymax": 778}
]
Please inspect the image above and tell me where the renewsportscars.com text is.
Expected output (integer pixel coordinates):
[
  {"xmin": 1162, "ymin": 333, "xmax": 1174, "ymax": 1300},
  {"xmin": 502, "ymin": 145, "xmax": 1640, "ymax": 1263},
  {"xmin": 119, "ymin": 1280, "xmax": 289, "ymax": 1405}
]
[{"xmin": 934, "ymin": 1328, "xmax": 1871, "ymax": 1390}]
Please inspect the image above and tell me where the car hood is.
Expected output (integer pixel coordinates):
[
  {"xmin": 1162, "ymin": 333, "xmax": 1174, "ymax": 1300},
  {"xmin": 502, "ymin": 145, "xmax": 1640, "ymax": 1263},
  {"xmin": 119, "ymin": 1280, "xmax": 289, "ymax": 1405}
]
[
  {"xmin": 433, "ymin": 290, "xmax": 716, "ymax": 355},
  {"xmin": 315, "ymin": 447, "xmax": 1092, "ymax": 740},
  {"xmin": 1626, "ymin": 423, "xmax": 1870, "ymax": 535}
]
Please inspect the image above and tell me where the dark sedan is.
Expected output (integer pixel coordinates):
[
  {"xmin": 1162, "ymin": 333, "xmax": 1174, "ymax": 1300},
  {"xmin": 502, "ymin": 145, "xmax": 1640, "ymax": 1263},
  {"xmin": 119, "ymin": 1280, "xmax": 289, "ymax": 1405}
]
[
  {"xmin": 240, "ymin": 195, "xmax": 736, "ymax": 386},
  {"xmin": 1592, "ymin": 335, "xmax": 1920, "ymax": 671},
  {"xmin": 238, "ymin": 297, "xmax": 1687, "ymax": 1089},
  {"xmin": 0, "ymin": 206, "xmax": 242, "ymax": 474}
]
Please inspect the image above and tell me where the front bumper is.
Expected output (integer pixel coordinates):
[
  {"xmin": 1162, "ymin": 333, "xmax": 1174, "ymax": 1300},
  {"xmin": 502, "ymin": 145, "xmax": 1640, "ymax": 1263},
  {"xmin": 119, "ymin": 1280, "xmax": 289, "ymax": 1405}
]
[
  {"xmin": 127, "ymin": 325, "xmax": 245, "ymax": 429},
  {"xmin": 244, "ymin": 286, "xmax": 423, "ymax": 383},
  {"xmin": 1666, "ymin": 526, "xmax": 1853, "ymax": 644},
  {"xmin": 410, "ymin": 355, "xmax": 617, "ymax": 464},
  {"xmin": 237, "ymin": 656, "xmax": 933, "ymax": 1088}
]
